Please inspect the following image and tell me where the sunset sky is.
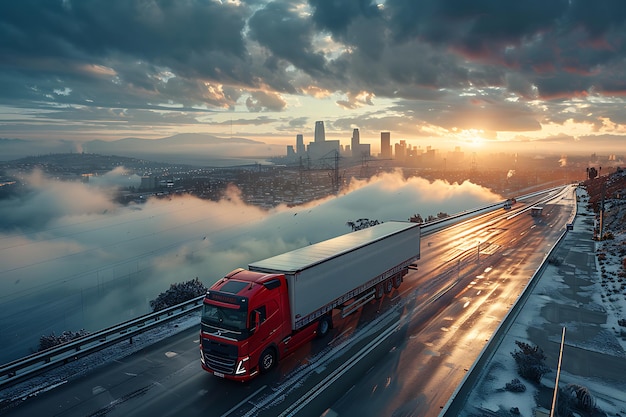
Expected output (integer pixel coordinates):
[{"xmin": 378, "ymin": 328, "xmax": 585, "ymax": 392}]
[{"xmin": 2, "ymin": 0, "xmax": 626, "ymax": 154}]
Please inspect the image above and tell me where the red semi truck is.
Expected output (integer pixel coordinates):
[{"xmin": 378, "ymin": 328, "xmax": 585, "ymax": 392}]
[{"xmin": 199, "ymin": 221, "xmax": 421, "ymax": 381}]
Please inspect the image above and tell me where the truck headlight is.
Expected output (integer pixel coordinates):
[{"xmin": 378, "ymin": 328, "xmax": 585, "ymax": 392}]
[{"xmin": 235, "ymin": 356, "xmax": 249, "ymax": 375}]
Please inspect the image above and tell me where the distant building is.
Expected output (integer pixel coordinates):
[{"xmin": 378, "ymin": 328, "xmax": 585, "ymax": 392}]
[
  {"xmin": 140, "ymin": 175, "xmax": 156, "ymax": 190},
  {"xmin": 287, "ymin": 145, "xmax": 296, "ymax": 158},
  {"xmin": 314, "ymin": 121, "xmax": 326, "ymax": 143},
  {"xmin": 349, "ymin": 128, "xmax": 369, "ymax": 159},
  {"xmin": 296, "ymin": 134, "xmax": 305, "ymax": 155},
  {"xmin": 395, "ymin": 140, "xmax": 407, "ymax": 161},
  {"xmin": 424, "ymin": 146, "xmax": 437, "ymax": 167},
  {"xmin": 352, "ymin": 143, "xmax": 371, "ymax": 160},
  {"xmin": 307, "ymin": 140, "xmax": 340, "ymax": 162},
  {"xmin": 446, "ymin": 146, "xmax": 465, "ymax": 167},
  {"xmin": 380, "ymin": 132, "xmax": 391, "ymax": 159},
  {"xmin": 351, "ymin": 128, "xmax": 360, "ymax": 158}
]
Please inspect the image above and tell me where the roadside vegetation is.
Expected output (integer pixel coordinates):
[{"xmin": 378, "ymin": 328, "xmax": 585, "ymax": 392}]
[{"xmin": 149, "ymin": 277, "xmax": 207, "ymax": 312}]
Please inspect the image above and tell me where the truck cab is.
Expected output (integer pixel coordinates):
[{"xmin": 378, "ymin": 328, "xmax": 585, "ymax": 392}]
[{"xmin": 200, "ymin": 268, "xmax": 318, "ymax": 381}]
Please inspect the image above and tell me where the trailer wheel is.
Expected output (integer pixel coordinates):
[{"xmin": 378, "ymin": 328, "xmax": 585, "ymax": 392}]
[
  {"xmin": 375, "ymin": 283, "xmax": 384, "ymax": 299},
  {"xmin": 393, "ymin": 274, "xmax": 402, "ymax": 289},
  {"xmin": 316, "ymin": 315, "xmax": 332, "ymax": 338},
  {"xmin": 384, "ymin": 278, "xmax": 393, "ymax": 294},
  {"xmin": 259, "ymin": 348, "xmax": 276, "ymax": 374}
]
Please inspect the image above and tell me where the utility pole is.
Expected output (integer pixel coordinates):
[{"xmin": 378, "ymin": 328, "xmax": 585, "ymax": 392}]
[
  {"xmin": 599, "ymin": 181, "xmax": 606, "ymax": 239},
  {"xmin": 550, "ymin": 327, "xmax": 567, "ymax": 417},
  {"xmin": 334, "ymin": 150, "xmax": 341, "ymax": 194}
]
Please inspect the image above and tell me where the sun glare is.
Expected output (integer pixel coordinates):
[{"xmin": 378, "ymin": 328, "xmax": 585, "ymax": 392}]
[
  {"xmin": 470, "ymin": 136, "xmax": 484, "ymax": 147},
  {"xmin": 458, "ymin": 129, "xmax": 485, "ymax": 147}
]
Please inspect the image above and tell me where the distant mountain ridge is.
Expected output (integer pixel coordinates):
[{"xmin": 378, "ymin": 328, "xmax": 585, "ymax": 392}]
[
  {"xmin": 0, "ymin": 133, "xmax": 281, "ymax": 164},
  {"xmin": 86, "ymin": 133, "xmax": 262, "ymax": 148}
]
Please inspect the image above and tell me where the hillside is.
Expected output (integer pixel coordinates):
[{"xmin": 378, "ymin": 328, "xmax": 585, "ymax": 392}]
[{"xmin": 581, "ymin": 169, "xmax": 626, "ymax": 333}]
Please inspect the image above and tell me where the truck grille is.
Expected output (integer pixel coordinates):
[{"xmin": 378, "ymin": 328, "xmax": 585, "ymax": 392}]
[{"xmin": 202, "ymin": 339, "xmax": 238, "ymax": 374}]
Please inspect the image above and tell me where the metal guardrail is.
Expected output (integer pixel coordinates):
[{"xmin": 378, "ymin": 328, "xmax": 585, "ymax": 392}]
[
  {"xmin": 0, "ymin": 295, "xmax": 204, "ymax": 389},
  {"xmin": 440, "ymin": 185, "xmax": 578, "ymax": 416}
]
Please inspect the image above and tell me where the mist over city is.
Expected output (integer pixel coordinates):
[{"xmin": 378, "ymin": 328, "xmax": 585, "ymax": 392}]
[{"xmin": 0, "ymin": 160, "xmax": 506, "ymax": 362}]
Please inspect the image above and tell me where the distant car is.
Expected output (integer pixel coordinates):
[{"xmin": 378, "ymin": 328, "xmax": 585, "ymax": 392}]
[{"xmin": 503, "ymin": 198, "xmax": 516, "ymax": 210}]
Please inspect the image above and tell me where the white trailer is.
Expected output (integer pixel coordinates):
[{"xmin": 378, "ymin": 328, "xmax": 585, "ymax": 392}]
[{"xmin": 248, "ymin": 221, "xmax": 420, "ymax": 330}]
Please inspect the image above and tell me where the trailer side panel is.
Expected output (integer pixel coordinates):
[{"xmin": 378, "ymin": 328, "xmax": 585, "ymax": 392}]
[{"xmin": 248, "ymin": 221, "xmax": 420, "ymax": 330}]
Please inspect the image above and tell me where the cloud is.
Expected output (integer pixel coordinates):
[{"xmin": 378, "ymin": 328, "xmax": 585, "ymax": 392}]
[
  {"xmin": 0, "ymin": 168, "xmax": 502, "ymax": 361},
  {"xmin": 245, "ymin": 91, "xmax": 288, "ymax": 112},
  {"xmin": 0, "ymin": 169, "xmax": 118, "ymax": 230},
  {"xmin": 3, "ymin": 0, "xmax": 621, "ymax": 110},
  {"xmin": 3, "ymin": 1, "xmax": 626, "ymax": 154},
  {"xmin": 248, "ymin": 1, "xmax": 328, "ymax": 78}
]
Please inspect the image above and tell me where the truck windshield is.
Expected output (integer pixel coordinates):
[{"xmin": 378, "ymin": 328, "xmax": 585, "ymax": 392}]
[{"xmin": 201, "ymin": 304, "xmax": 248, "ymax": 332}]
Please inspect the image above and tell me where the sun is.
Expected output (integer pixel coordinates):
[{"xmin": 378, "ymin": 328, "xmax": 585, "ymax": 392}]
[
  {"xmin": 470, "ymin": 136, "xmax": 484, "ymax": 147},
  {"xmin": 458, "ymin": 129, "xmax": 486, "ymax": 147}
]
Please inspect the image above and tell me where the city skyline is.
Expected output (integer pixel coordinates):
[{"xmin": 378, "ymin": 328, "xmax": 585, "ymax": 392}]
[{"xmin": 1, "ymin": 1, "xmax": 626, "ymax": 157}]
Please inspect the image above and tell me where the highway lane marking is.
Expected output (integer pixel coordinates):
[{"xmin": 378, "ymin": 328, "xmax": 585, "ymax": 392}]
[
  {"xmin": 234, "ymin": 308, "xmax": 402, "ymax": 417},
  {"xmin": 277, "ymin": 322, "xmax": 399, "ymax": 417},
  {"xmin": 92, "ymin": 385, "xmax": 106, "ymax": 395},
  {"xmin": 219, "ymin": 385, "xmax": 267, "ymax": 417}
]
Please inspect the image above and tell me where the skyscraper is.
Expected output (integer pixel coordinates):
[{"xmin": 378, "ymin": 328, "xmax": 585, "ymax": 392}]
[
  {"xmin": 381, "ymin": 132, "xmax": 391, "ymax": 158},
  {"xmin": 351, "ymin": 128, "xmax": 370, "ymax": 159},
  {"xmin": 296, "ymin": 134, "xmax": 305, "ymax": 155},
  {"xmin": 351, "ymin": 128, "xmax": 360, "ymax": 158},
  {"xmin": 314, "ymin": 121, "xmax": 325, "ymax": 143}
]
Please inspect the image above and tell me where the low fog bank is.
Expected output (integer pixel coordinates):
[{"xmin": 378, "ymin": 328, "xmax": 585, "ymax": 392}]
[{"xmin": 0, "ymin": 169, "xmax": 502, "ymax": 362}]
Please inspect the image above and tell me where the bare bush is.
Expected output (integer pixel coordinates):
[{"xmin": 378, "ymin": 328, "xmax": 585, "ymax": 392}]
[
  {"xmin": 505, "ymin": 378, "xmax": 526, "ymax": 393},
  {"xmin": 510, "ymin": 340, "xmax": 550, "ymax": 383},
  {"xmin": 38, "ymin": 329, "xmax": 90, "ymax": 351},
  {"xmin": 565, "ymin": 384, "xmax": 596, "ymax": 412},
  {"xmin": 149, "ymin": 277, "xmax": 207, "ymax": 312}
]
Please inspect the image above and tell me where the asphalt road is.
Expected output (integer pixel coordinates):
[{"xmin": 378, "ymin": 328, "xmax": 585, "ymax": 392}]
[
  {"xmin": 324, "ymin": 187, "xmax": 575, "ymax": 417},
  {"xmin": 1, "ymin": 187, "xmax": 575, "ymax": 417}
]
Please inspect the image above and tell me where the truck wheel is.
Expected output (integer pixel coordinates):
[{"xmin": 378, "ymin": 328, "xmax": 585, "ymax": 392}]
[
  {"xmin": 384, "ymin": 278, "xmax": 393, "ymax": 294},
  {"xmin": 316, "ymin": 315, "xmax": 332, "ymax": 338},
  {"xmin": 375, "ymin": 283, "xmax": 384, "ymax": 299},
  {"xmin": 393, "ymin": 274, "xmax": 402, "ymax": 289},
  {"xmin": 259, "ymin": 348, "xmax": 276, "ymax": 374}
]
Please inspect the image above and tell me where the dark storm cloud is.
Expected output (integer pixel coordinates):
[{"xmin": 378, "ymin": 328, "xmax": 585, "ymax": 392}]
[
  {"xmin": 0, "ymin": 0, "xmax": 252, "ymax": 111},
  {"xmin": 2, "ymin": 0, "xmax": 626, "ymax": 102},
  {"xmin": 308, "ymin": 0, "xmax": 381, "ymax": 37},
  {"xmin": 308, "ymin": 0, "xmax": 385, "ymax": 60},
  {"xmin": 0, "ymin": 0, "xmax": 247, "ymax": 65},
  {"xmin": 248, "ymin": 1, "xmax": 328, "ymax": 78},
  {"xmin": 3, "ymin": 0, "xmax": 626, "ymax": 141},
  {"xmin": 311, "ymin": 0, "xmax": 626, "ymax": 100},
  {"xmin": 385, "ymin": 0, "xmax": 568, "ymax": 53},
  {"xmin": 565, "ymin": 0, "xmax": 626, "ymax": 38}
]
